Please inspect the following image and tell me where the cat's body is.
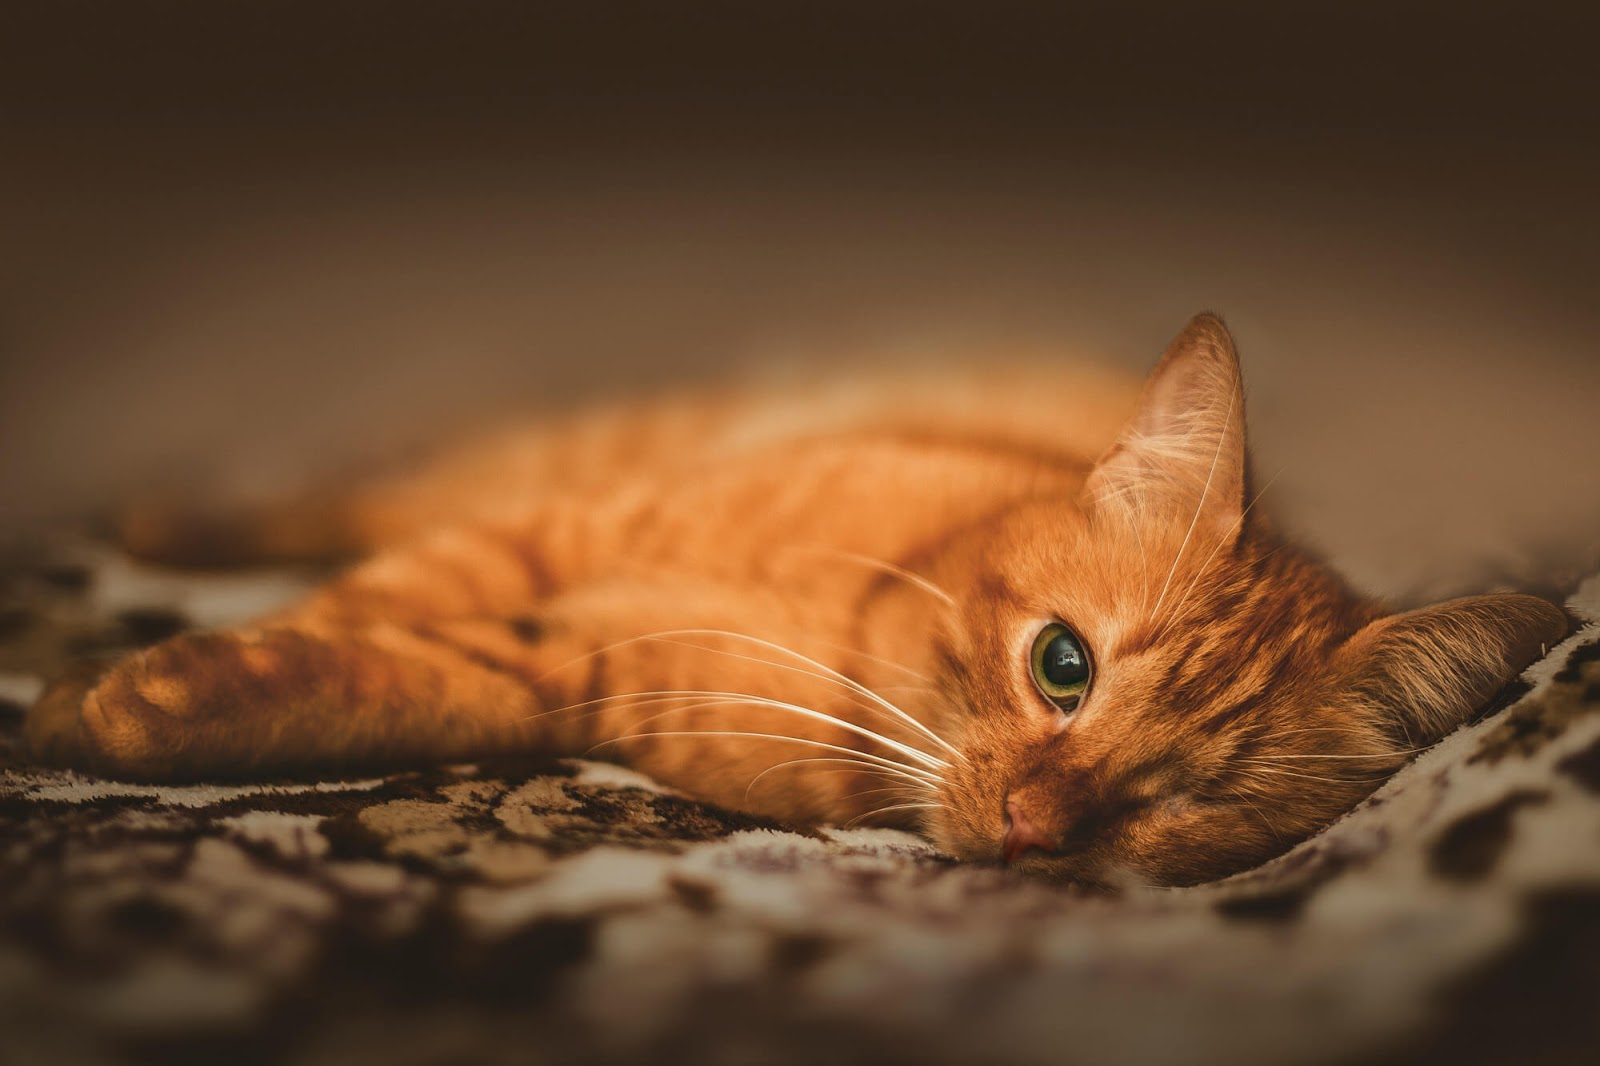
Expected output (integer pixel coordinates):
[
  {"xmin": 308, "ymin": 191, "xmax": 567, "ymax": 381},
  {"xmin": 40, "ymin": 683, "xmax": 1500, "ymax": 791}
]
[{"xmin": 27, "ymin": 315, "xmax": 1565, "ymax": 886}]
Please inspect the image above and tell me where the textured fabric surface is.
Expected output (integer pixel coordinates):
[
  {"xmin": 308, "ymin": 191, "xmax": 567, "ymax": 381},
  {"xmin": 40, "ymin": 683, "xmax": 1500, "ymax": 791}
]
[{"xmin": 2, "ymin": 546, "xmax": 1598, "ymax": 1066}]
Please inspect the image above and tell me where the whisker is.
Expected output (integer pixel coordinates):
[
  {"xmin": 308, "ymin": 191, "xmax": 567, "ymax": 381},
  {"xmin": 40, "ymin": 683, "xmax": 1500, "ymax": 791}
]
[
  {"xmin": 588, "ymin": 730, "xmax": 947, "ymax": 784},
  {"xmin": 687, "ymin": 617, "xmax": 936, "ymax": 684},
  {"xmin": 568, "ymin": 684, "xmax": 949, "ymax": 771},
  {"xmin": 519, "ymin": 690, "xmax": 752, "ymax": 725},
  {"xmin": 843, "ymin": 801, "xmax": 947, "ymax": 829},
  {"xmin": 1232, "ymin": 763, "xmax": 1391, "ymax": 786},
  {"xmin": 1101, "ymin": 488, "xmax": 1155, "ymax": 618},
  {"xmin": 1249, "ymin": 724, "xmax": 1427, "ymax": 755},
  {"xmin": 788, "ymin": 544, "xmax": 957, "ymax": 608},
  {"xmin": 1250, "ymin": 724, "xmax": 1377, "ymax": 739},
  {"xmin": 649, "ymin": 627, "xmax": 947, "ymax": 742},
  {"xmin": 518, "ymin": 687, "xmax": 948, "ymax": 785},
  {"xmin": 842, "ymin": 784, "xmax": 936, "ymax": 803},
  {"xmin": 802, "ymin": 641, "xmax": 933, "ymax": 684},
  {"xmin": 1152, "ymin": 465, "xmax": 1284, "ymax": 643},
  {"xmin": 644, "ymin": 655, "xmax": 951, "ymax": 770},
  {"xmin": 1149, "ymin": 389, "xmax": 1237, "ymax": 624},
  {"xmin": 1246, "ymin": 750, "xmax": 1424, "ymax": 762},
  {"xmin": 1250, "ymin": 543, "xmax": 1289, "ymax": 568},
  {"xmin": 1248, "ymin": 724, "xmax": 1401, "ymax": 743},
  {"xmin": 751, "ymin": 773, "xmax": 936, "ymax": 820},
  {"xmin": 1221, "ymin": 783, "xmax": 1288, "ymax": 841},
  {"xmin": 643, "ymin": 629, "xmax": 965, "ymax": 762},
  {"xmin": 743, "ymin": 756, "xmax": 938, "ymax": 802},
  {"xmin": 533, "ymin": 628, "xmax": 958, "ymax": 761},
  {"xmin": 643, "ymin": 637, "xmax": 941, "ymax": 751},
  {"xmin": 1134, "ymin": 512, "xmax": 1152, "ymax": 618}
]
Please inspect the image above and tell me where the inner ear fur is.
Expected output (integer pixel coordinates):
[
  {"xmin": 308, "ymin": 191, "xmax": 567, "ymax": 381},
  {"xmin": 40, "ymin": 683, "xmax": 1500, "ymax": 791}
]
[
  {"xmin": 1337, "ymin": 593, "xmax": 1567, "ymax": 745},
  {"xmin": 1084, "ymin": 312, "xmax": 1249, "ymax": 545}
]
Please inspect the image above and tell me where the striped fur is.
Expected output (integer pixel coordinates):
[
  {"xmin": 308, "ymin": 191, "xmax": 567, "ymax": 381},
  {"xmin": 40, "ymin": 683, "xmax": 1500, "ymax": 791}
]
[{"xmin": 27, "ymin": 314, "xmax": 1567, "ymax": 885}]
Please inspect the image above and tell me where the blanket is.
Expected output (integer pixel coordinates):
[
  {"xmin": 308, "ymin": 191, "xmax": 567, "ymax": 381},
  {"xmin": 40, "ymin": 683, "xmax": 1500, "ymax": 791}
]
[{"xmin": 3, "ymin": 544, "xmax": 1598, "ymax": 1066}]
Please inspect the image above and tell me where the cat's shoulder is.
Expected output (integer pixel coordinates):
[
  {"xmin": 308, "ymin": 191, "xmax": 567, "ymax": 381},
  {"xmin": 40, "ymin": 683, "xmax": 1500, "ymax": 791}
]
[{"xmin": 642, "ymin": 358, "xmax": 1145, "ymax": 463}]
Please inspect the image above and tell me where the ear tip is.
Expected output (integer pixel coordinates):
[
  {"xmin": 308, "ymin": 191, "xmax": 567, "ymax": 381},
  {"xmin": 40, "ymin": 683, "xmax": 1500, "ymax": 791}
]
[
  {"xmin": 1186, "ymin": 310, "xmax": 1232, "ymax": 339},
  {"xmin": 1502, "ymin": 593, "xmax": 1571, "ymax": 646},
  {"xmin": 1350, "ymin": 593, "xmax": 1569, "ymax": 744},
  {"xmin": 1463, "ymin": 593, "xmax": 1570, "ymax": 675},
  {"xmin": 1168, "ymin": 312, "xmax": 1239, "ymax": 366}
]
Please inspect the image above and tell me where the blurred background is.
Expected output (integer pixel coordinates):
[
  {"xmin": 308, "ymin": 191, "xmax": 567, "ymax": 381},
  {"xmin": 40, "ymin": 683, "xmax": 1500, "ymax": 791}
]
[{"xmin": 2, "ymin": 0, "xmax": 1597, "ymax": 603}]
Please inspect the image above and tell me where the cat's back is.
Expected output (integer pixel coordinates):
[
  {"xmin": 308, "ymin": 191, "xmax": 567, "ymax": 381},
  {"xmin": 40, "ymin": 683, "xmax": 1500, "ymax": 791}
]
[
  {"xmin": 351, "ymin": 359, "xmax": 1143, "ymax": 587},
  {"xmin": 415, "ymin": 358, "xmax": 1142, "ymax": 510},
  {"xmin": 117, "ymin": 357, "xmax": 1144, "ymax": 568},
  {"xmin": 297, "ymin": 356, "xmax": 1146, "ymax": 589},
  {"xmin": 692, "ymin": 359, "xmax": 1140, "ymax": 463}
]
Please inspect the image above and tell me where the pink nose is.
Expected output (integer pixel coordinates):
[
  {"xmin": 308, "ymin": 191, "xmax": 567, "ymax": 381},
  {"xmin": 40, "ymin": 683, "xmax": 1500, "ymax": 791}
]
[{"xmin": 1002, "ymin": 799, "xmax": 1056, "ymax": 865}]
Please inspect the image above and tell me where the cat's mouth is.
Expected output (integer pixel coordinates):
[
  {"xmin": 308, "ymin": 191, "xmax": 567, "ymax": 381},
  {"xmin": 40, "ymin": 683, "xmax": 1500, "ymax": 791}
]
[
  {"xmin": 920, "ymin": 798, "xmax": 1106, "ymax": 883},
  {"xmin": 926, "ymin": 781, "xmax": 1264, "ymax": 887}
]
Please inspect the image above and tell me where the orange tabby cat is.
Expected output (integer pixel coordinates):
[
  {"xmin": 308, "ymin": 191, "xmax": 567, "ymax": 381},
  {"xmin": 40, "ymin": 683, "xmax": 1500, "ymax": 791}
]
[{"xmin": 27, "ymin": 314, "xmax": 1564, "ymax": 886}]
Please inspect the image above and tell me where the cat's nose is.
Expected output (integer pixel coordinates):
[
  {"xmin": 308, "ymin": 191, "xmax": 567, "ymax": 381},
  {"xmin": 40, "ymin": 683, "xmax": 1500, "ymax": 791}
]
[{"xmin": 1002, "ymin": 798, "xmax": 1057, "ymax": 865}]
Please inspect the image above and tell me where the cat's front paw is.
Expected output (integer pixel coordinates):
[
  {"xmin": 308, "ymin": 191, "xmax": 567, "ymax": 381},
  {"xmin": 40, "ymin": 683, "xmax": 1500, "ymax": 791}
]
[
  {"xmin": 25, "ymin": 661, "xmax": 111, "ymax": 769},
  {"xmin": 27, "ymin": 633, "xmax": 248, "ymax": 779}
]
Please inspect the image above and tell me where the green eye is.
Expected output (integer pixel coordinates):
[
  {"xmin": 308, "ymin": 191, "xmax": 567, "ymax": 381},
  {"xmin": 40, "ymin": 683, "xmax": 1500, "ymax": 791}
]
[{"xmin": 1030, "ymin": 623, "xmax": 1092, "ymax": 709}]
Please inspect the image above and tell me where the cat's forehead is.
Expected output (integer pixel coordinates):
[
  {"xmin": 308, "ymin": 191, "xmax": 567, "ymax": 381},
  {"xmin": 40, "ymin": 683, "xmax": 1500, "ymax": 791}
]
[
  {"xmin": 976, "ymin": 518, "xmax": 1365, "ymax": 675},
  {"xmin": 979, "ymin": 518, "xmax": 1236, "ymax": 636}
]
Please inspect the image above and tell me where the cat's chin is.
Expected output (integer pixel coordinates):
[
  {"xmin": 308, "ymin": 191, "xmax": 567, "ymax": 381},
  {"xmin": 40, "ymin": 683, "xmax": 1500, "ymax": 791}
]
[
  {"xmin": 923, "ymin": 821, "xmax": 1112, "ymax": 887},
  {"xmin": 926, "ymin": 817, "xmax": 1254, "ymax": 890},
  {"xmin": 1003, "ymin": 850, "xmax": 1254, "ymax": 890}
]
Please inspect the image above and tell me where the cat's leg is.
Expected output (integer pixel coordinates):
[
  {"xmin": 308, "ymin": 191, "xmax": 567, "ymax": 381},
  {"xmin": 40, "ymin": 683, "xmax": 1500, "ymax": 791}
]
[
  {"xmin": 26, "ymin": 581, "xmax": 940, "ymax": 825},
  {"xmin": 25, "ymin": 602, "xmax": 660, "ymax": 780},
  {"xmin": 25, "ymin": 622, "xmax": 547, "ymax": 780},
  {"xmin": 26, "ymin": 515, "xmax": 598, "ymax": 777}
]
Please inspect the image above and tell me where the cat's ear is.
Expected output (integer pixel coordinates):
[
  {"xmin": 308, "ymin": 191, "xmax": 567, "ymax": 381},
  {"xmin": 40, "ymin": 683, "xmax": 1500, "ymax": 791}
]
[
  {"xmin": 1336, "ymin": 594, "xmax": 1566, "ymax": 745},
  {"xmin": 1084, "ymin": 313, "xmax": 1249, "ymax": 543}
]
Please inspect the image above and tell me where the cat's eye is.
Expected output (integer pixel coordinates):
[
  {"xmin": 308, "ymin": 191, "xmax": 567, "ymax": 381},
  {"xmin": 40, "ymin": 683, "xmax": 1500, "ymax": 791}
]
[{"xmin": 1030, "ymin": 623, "xmax": 1092, "ymax": 711}]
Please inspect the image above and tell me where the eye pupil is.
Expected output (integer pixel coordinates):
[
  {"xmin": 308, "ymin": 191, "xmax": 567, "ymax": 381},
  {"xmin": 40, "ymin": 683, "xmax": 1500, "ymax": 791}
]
[
  {"xmin": 1030, "ymin": 622, "xmax": 1092, "ymax": 708},
  {"xmin": 1043, "ymin": 634, "xmax": 1087, "ymax": 687}
]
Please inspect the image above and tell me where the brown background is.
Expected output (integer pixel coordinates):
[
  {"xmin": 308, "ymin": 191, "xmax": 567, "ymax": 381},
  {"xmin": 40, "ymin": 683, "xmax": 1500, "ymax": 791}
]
[{"xmin": 3, "ymin": 2, "xmax": 1597, "ymax": 603}]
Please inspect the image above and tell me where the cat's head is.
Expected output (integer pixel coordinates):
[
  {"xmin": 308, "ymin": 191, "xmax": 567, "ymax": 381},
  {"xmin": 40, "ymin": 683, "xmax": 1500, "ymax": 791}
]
[{"xmin": 925, "ymin": 314, "xmax": 1565, "ymax": 886}]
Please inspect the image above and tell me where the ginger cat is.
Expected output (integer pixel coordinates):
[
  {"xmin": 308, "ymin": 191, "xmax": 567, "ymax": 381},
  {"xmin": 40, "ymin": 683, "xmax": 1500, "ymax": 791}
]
[{"xmin": 27, "ymin": 314, "xmax": 1564, "ymax": 886}]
